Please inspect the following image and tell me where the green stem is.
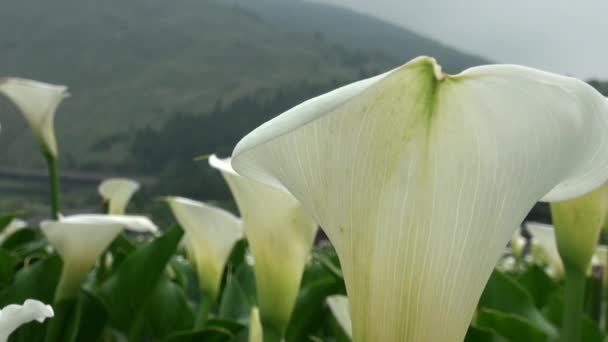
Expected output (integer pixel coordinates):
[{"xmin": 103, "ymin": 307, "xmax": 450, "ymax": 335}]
[
  {"xmin": 562, "ymin": 269, "xmax": 586, "ymax": 342},
  {"xmin": 44, "ymin": 151, "xmax": 61, "ymax": 219},
  {"xmin": 44, "ymin": 298, "xmax": 77, "ymax": 342},
  {"xmin": 261, "ymin": 323, "xmax": 283, "ymax": 342},
  {"xmin": 194, "ymin": 297, "xmax": 214, "ymax": 329},
  {"xmin": 127, "ymin": 314, "xmax": 146, "ymax": 341}
]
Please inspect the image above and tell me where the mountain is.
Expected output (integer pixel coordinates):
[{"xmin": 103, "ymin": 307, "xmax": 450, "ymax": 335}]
[{"xmin": 0, "ymin": 0, "xmax": 489, "ymax": 173}]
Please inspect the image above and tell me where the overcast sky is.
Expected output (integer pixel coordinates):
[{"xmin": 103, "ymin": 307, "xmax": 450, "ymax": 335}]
[{"xmin": 314, "ymin": 0, "xmax": 608, "ymax": 79}]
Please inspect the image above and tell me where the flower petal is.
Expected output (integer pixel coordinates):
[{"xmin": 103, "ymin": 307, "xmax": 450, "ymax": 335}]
[
  {"xmin": 249, "ymin": 306, "xmax": 263, "ymax": 342},
  {"xmin": 0, "ymin": 78, "xmax": 68, "ymax": 157},
  {"xmin": 60, "ymin": 214, "xmax": 158, "ymax": 233},
  {"xmin": 326, "ymin": 295, "xmax": 352, "ymax": 338},
  {"xmin": 0, "ymin": 299, "xmax": 53, "ymax": 341},
  {"xmin": 166, "ymin": 196, "xmax": 243, "ymax": 300},
  {"xmin": 209, "ymin": 154, "xmax": 318, "ymax": 334},
  {"xmin": 98, "ymin": 178, "xmax": 141, "ymax": 215},
  {"xmin": 232, "ymin": 56, "xmax": 608, "ymax": 340}
]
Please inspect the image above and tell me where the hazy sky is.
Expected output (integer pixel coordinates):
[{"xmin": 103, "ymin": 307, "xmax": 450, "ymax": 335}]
[{"xmin": 314, "ymin": 0, "xmax": 608, "ymax": 79}]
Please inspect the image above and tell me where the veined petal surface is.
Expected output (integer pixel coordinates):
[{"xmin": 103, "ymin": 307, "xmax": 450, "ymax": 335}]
[
  {"xmin": 166, "ymin": 196, "xmax": 243, "ymax": 300},
  {"xmin": 232, "ymin": 56, "xmax": 608, "ymax": 341},
  {"xmin": 209, "ymin": 155, "xmax": 318, "ymax": 335},
  {"xmin": 98, "ymin": 178, "xmax": 140, "ymax": 215},
  {"xmin": 0, "ymin": 78, "xmax": 68, "ymax": 157},
  {"xmin": 0, "ymin": 299, "xmax": 53, "ymax": 342}
]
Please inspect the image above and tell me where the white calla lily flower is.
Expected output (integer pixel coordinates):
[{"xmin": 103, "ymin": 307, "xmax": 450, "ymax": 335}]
[
  {"xmin": 0, "ymin": 299, "xmax": 53, "ymax": 342},
  {"xmin": 525, "ymin": 223, "xmax": 564, "ymax": 279},
  {"xmin": 0, "ymin": 218, "xmax": 27, "ymax": 244},
  {"xmin": 327, "ymin": 295, "xmax": 352, "ymax": 338},
  {"xmin": 98, "ymin": 178, "xmax": 141, "ymax": 215},
  {"xmin": 41, "ymin": 214, "xmax": 158, "ymax": 300},
  {"xmin": 209, "ymin": 155, "xmax": 318, "ymax": 335},
  {"xmin": 166, "ymin": 196, "xmax": 243, "ymax": 300},
  {"xmin": 0, "ymin": 78, "xmax": 68, "ymax": 157},
  {"xmin": 231, "ymin": 56, "xmax": 608, "ymax": 341}
]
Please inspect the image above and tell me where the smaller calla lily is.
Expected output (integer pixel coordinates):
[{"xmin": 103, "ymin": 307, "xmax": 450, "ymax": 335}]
[
  {"xmin": 525, "ymin": 222, "xmax": 564, "ymax": 279},
  {"xmin": 326, "ymin": 295, "xmax": 352, "ymax": 339},
  {"xmin": 209, "ymin": 155, "xmax": 318, "ymax": 336},
  {"xmin": 166, "ymin": 196, "xmax": 244, "ymax": 301},
  {"xmin": 0, "ymin": 299, "xmax": 54, "ymax": 342},
  {"xmin": 0, "ymin": 78, "xmax": 69, "ymax": 157},
  {"xmin": 249, "ymin": 307, "xmax": 263, "ymax": 342},
  {"xmin": 98, "ymin": 178, "xmax": 140, "ymax": 215},
  {"xmin": 0, "ymin": 218, "xmax": 27, "ymax": 244},
  {"xmin": 41, "ymin": 214, "xmax": 158, "ymax": 300},
  {"xmin": 510, "ymin": 229, "xmax": 526, "ymax": 260}
]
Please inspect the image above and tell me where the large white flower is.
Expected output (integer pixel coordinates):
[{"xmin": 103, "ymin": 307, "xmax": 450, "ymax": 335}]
[
  {"xmin": 166, "ymin": 196, "xmax": 243, "ymax": 301},
  {"xmin": 0, "ymin": 78, "xmax": 68, "ymax": 157},
  {"xmin": 209, "ymin": 155, "xmax": 318, "ymax": 336},
  {"xmin": 41, "ymin": 214, "xmax": 158, "ymax": 300},
  {"xmin": 231, "ymin": 56, "xmax": 608, "ymax": 341},
  {"xmin": 0, "ymin": 299, "xmax": 53, "ymax": 342},
  {"xmin": 98, "ymin": 178, "xmax": 141, "ymax": 215}
]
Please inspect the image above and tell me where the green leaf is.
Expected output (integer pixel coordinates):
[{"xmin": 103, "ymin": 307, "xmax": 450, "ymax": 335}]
[
  {"xmin": 1, "ymin": 229, "xmax": 46, "ymax": 260},
  {"xmin": 475, "ymin": 308, "xmax": 548, "ymax": 342},
  {"xmin": 94, "ymin": 225, "xmax": 183, "ymax": 332},
  {"xmin": 464, "ymin": 326, "xmax": 509, "ymax": 342},
  {"xmin": 218, "ymin": 263, "xmax": 257, "ymax": 323},
  {"xmin": 479, "ymin": 271, "xmax": 558, "ymax": 339},
  {"xmin": 0, "ymin": 213, "xmax": 16, "ymax": 233},
  {"xmin": 161, "ymin": 327, "xmax": 235, "ymax": 342},
  {"xmin": 0, "ymin": 248, "xmax": 15, "ymax": 288},
  {"xmin": 515, "ymin": 265, "xmax": 558, "ymax": 308},
  {"xmin": 542, "ymin": 290, "xmax": 607, "ymax": 342},
  {"xmin": 145, "ymin": 275, "xmax": 195, "ymax": 339},
  {"xmin": 285, "ymin": 261, "xmax": 345, "ymax": 342},
  {"xmin": 71, "ymin": 290, "xmax": 108, "ymax": 342}
]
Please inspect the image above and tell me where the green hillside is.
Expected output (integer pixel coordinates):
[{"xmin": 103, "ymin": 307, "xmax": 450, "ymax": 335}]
[{"xmin": 0, "ymin": 0, "xmax": 489, "ymax": 171}]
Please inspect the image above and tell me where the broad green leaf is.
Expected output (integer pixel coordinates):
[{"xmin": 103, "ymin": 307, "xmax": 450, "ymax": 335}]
[
  {"xmin": 94, "ymin": 225, "xmax": 183, "ymax": 332},
  {"xmin": 218, "ymin": 263, "xmax": 257, "ymax": 323},
  {"xmin": 515, "ymin": 265, "xmax": 559, "ymax": 308},
  {"xmin": 475, "ymin": 308, "xmax": 547, "ymax": 342},
  {"xmin": 161, "ymin": 328, "xmax": 234, "ymax": 342},
  {"xmin": 0, "ymin": 214, "xmax": 16, "ymax": 233},
  {"xmin": 145, "ymin": 275, "xmax": 195, "ymax": 339},
  {"xmin": 543, "ymin": 290, "xmax": 607, "ymax": 342},
  {"xmin": 479, "ymin": 271, "xmax": 558, "ymax": 339},
  {"xmin": 464, "ymin": 326, "xmax": 509, "ymax": 342}
]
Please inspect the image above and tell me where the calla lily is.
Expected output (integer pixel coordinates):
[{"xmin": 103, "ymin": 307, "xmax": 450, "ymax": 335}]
[
  {"xmin": 41, "ymin": 214, "xmax": 158, "ymax": 300},
  {"xmin": 0, "ymin": 299, "xmax": 53, "ymax": 342},
  {"xmin": 326, "ymin": 295, "xmax": 352, "ymax": 338},
  {"xmin": 0, "ymin": 78, "xmax": 68, "ymax": 157},
  {"xmin": 0, "ymin": 218, "xmax": 27, "ymax": 244},
  {"xmin": 525, "ymin": 223, "xmax": 564, "ymax": 279},
  {"xmin": 231, "ymin": 56, "xmax": 608, "ymax": 341},
  {"xmin": 550, "ymin": 184, "xmax": 608, "ymax": 273},
  {"xmin": 209, "ymin": 155, "xmax": 318, "ymax": 336},
  {"xmin": 166, "ymin": 196, "xmax": 244, "ymax": 301},
  {"xmin": 510, "ymin": 230, "xmax": 526, "ymax": 260},
  {"xmin": 98, "ymin": 178, "xmax": 141, "ymax": 215},
  {"xmin": 249, "ymin": 307, "xmax": 263, "ymax": 342}
]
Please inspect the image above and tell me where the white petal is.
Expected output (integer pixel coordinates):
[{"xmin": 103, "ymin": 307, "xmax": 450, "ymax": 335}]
[
  {"xmin": 209, "ymin": 154, "xmax": 318, "ymax": 334},
  {"xmin": 326, "ymin": 295, "xmax": 352, "ymax": 338},
  {"xmin": 0, "ymin": 299, "xmax": 54, "ymax": 341},
  {"xmin": 98, "ymin": 178, "xmax": 140, "ymax": 215},
  {"xmin": 166, "ymin": 196, "xmax": 243, "ymax": 300},
  {"xmin": 232, "ymin": 56, "xmax": 608, "ymax": 340},
  {"xmin": 60, "ymin": 214, "xmax": 158, "ymax": 233},
  {"xmin": 0, "ymin": 78, "xmax": 68, "ymax": 157},
  {"xmin": 525, "ymin": 223, "xmax": 565, "ymax": 279}
]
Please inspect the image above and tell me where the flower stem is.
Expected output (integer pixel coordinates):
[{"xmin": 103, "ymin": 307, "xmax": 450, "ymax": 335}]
[
  {"xmin": 561, "ymin": 268, "xmax": 586, "ymax": 342},
  {"xmin": 261, "ymin": 323, "xmax": 283, "ymax": 342},
  {"xmin": 44, "ymin": 151, "xmax": 61, "ymax": 219},
  {"xmin": 194, "ymin": 297, "xmax": 214, "ymax": 329}
]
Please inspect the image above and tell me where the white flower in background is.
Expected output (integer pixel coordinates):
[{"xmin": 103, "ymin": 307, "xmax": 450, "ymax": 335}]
[
  {"xmin": 0, "ymin": 299, "xmax": 53, "ymax": 342},
  {"xmin": 41, "ymin": 214, "xmax": 158, "ymax": 300},
  {"xmin": 98, "ymin": 178, "xmax": 141, "ymax": 215},
  {"xmin": 0, "ymin": 218, "xmax": 27, "ymax": 244},
  {"xmin": 326, "ymin": 295, "xmax": 352, "ymax": 338},
  {"xmin": 525, "ymin": 223, "xmax": 564, "ymax": 279},
  {"xmin": 209, "ymin": 155, "xmax": 318, "ymax": 336},
  {"xmin": 166, "ymin": 196, "xmax": 243, "ymax": 301},
  {"xmin": 231, "ymin": 56, "xmax": 608, "ymax": 341},
  {"xmin": 249, "ymin": 307, "xmax": 263, "ymax": 342},
  {"xmin": 510, "ymin": 229, "xmax": 526, "ymax": 260},
  {"xmin": 0, "ymin": 78, "xmax": 69, "ymax": 157}
]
